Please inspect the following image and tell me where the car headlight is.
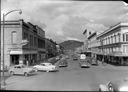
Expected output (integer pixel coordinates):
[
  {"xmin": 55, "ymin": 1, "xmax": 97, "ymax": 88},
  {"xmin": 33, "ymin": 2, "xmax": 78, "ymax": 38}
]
[{"xmin": 119, "ymin": 87, "xmax": 128, "ymax": 91}]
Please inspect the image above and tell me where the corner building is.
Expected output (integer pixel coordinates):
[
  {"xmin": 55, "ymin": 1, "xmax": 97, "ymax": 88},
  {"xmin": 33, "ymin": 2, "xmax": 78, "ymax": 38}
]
[
  {"xmin": 1, "ymin": 19, "xmax": 45, "ymax": 67},
  {"xmin": 96, "ymin": 22, "xmax": 128, "ymax": 65}
]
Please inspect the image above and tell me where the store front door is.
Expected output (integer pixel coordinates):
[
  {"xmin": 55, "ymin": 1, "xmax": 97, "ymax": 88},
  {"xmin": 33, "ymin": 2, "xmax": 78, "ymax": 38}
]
[{"xmin": 10, "ymin": 55, "xmax": 19, "ymax": 65}]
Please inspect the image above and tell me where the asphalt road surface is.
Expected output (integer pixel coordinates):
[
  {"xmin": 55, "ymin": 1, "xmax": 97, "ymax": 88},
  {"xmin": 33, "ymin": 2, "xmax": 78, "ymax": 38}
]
[{"xmin": 5, "ymin": 57, "xmax": 128, "ymax": 91}]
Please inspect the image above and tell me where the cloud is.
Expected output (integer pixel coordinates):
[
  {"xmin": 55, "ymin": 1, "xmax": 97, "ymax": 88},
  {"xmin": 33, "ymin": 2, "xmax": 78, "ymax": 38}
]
[
  {"xmin": 85, "ymin": 23, "xmax": 108, "ymax": 33},
  {"xmin": 66, "ymin": 37, "xmax": 81, "ymax": 41},
  {"xmin": 1, "ymin": 0, "xmax": 127, "ymax": 43}
]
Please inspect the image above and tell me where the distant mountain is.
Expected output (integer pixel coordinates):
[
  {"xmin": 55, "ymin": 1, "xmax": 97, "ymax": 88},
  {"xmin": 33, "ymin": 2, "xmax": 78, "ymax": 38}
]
[{"xmin": 59, "ymin": 40, "xmax": 84, "ymax": 50}]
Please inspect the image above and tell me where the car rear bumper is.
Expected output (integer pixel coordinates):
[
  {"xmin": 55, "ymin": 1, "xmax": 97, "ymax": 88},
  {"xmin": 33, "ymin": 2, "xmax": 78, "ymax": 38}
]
[
  {"xmin": 81, "ymin": 65, "xmax": 90, "ymax": 68},
  {"xmin": 59, "ymin": 65, "xmax": 67, "ymax": 67}
]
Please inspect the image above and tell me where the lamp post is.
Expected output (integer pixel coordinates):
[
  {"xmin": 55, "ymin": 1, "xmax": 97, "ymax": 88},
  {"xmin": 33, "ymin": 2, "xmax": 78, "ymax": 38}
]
[{"xmin": 1, "ymin": 9, "xmax": 22, "ymax": 89}]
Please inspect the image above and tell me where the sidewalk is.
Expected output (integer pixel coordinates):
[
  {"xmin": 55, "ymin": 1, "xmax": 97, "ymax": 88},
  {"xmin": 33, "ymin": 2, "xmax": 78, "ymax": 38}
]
[
  {"xmin": 0, "ymin": 71, "xmax": 10, "ymax": 90},
  {"xmin": 97, "ymin": 60, "xmax": 128, "ymax": 71}
]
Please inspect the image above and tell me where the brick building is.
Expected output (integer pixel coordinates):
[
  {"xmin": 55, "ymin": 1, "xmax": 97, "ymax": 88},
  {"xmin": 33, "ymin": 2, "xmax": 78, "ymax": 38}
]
[{"xmin": 1, "ymin": 19, "xmax": 45, "ymax": 67}]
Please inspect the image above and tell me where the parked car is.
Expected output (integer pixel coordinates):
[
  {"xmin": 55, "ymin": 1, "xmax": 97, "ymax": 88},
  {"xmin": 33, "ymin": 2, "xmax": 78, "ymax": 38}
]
[
  {"xmin": 59, "ymin": 59, "xmax": 68, "ymax": 67},
  {"xmin": 8, "ymin": 64, "xmax": 37, "ymax": 76},
  {"xmin": 99, "ymin": 78, "xmax": 128, "ymax": 91},
  {"xmin": 73, "ymin": 55, "xmax": 78, "ymax": 60},
  {"xmin": 79, "ymin": 61, "xmax": 90, "ymax": 68},
  {"xmin": 33, "ymin": 62, "xmax": 58, "ymax": 72}
]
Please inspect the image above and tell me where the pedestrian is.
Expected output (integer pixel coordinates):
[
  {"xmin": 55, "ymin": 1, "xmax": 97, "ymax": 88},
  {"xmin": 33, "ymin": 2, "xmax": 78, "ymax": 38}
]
[
  {"xmin": 26, "ymin": 60, "xmax": 29, "ymax": 66},
  {"xmin": 19, "ymin": 60, "xmax": 23, "ymax": 65}
]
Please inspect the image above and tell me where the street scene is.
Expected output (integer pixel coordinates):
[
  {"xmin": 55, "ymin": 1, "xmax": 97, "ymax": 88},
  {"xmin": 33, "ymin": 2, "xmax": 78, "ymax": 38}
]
[
  {"xmin": 1, "ymin": 0, "xmax": 128, "ymax": 91},
  {"xmin": 3, "ymin": 55, "xmax": 128, "ymax": 91}
]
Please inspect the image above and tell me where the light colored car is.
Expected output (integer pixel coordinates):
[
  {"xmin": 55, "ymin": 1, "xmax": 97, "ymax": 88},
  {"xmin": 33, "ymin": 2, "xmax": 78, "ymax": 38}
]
[
  {"xmin": 33, "ymin": 62, "xmax": 58, "ymax": 72},
  {"xmin": 99, "ymin": 78, "xmax": 128, "ymax": 91},
  {"xmin": 8, "ymin": 64, "xmax": 36, "ymax": 76}
]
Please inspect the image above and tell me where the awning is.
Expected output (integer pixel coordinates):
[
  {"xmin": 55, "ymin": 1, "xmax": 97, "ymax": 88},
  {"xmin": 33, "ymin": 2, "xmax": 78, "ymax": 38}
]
[{"xmin": 10, "ymin": 50, "xmax": 37, "ymax": 55}]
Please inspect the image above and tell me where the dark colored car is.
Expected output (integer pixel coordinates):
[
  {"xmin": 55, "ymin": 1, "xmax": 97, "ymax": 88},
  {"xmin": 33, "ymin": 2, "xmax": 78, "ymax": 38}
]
[
  {"xmin": 73, "ymin": 55, "xmax": 78, "ymax": 60},
  {"xmin": 59, "ymin": 58, "xmax": 68, "ymax": 67},
  {"xmin": 79, "ymin": 61, "xmax": 90, "ymax": 68},
  {"xmin": 59, "ymin": 61, "xmax": 68, "ymax": 67}
]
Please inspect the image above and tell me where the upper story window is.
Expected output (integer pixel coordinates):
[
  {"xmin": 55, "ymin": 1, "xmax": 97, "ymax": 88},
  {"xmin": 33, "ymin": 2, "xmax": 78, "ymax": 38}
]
[
  {"xmin": 113, "ymin": 34, "xmax": 116, "ymax": 43},
  {"xmin": 126, "ymin": 33, "xmax": 128, "ymax": 41},
  {"xmin": 11, "ymin": 31, "xmax": 17, "ymax": 44},
  {"xmin": 123, "ymin": 32, "xmax": 128, "ymax": 42}
]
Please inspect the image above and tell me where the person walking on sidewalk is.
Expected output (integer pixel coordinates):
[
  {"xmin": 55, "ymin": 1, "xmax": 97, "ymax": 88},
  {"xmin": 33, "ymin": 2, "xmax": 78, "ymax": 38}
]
[{"xmin": 26, "ymin": 60, "xmax": 29, "ymax": 66}]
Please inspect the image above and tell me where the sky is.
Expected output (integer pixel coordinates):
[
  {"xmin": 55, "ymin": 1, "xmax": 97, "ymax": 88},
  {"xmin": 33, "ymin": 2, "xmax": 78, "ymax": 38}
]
[{"xmin": 1, "ymin": 0, "xmax": 128, "ymax": 43}]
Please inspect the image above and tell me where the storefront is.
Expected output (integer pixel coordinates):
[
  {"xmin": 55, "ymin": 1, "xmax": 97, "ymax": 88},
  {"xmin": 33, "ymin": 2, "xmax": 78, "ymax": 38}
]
[{"xmin": 9, "ymin": 50, "xmax": 37, "ymax": 66}]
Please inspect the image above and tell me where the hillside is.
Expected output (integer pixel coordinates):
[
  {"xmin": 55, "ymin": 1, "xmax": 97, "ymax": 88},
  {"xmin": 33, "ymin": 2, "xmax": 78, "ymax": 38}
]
[{"xmin": 59, "ymin": 40, "xmax": 84, "ymax": 50}]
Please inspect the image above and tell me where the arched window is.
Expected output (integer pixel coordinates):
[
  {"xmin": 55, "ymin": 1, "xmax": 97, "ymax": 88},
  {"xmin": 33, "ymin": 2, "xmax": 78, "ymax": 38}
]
[{"xmin": 11, "ymin": 31, "xmax": 17, "ymax": 44}]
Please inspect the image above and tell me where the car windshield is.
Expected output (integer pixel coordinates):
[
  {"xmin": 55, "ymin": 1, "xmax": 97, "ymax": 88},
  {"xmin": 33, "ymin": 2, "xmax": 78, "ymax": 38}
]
[{"xmin": 41, "ymin": 63, "xmax": 52, "ymax": 66}]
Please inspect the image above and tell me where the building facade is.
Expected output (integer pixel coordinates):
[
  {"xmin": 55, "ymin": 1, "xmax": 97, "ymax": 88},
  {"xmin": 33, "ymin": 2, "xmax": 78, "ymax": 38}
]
[
  {"xmin": 96, "ymin": 22, "xmax": 128, "ymax": 65},
  {"xmin": 45, "ymin": 38, "xmax": 58, "ymax": 58},
  {"xmin": 87, "ymin": 32, "xmax": 99, "ymax": 57},
  {"xmin": 1, "ymin": 19, "xmax": 45, "ymax": 67}
]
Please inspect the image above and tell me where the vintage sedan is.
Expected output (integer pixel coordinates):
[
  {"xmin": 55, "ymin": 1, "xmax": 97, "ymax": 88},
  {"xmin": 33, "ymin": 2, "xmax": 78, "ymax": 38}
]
[
  {"xmin": 8, "ymin": 64, "xmax": 37, "ymax": 77},
  {"xmin": 99, "ymin": 78, "xmax": 128, "ymax": 91},
  {"xmin": 33, "ymin": 62, "xmax": 58, "ymax": 72},
  {"xmin": 59, "ymin": 60, "xmax": 68, "ymax": 67},
  {"xmin": 79, "ymin": 61, "xmax": 90, "ymax": 68}
]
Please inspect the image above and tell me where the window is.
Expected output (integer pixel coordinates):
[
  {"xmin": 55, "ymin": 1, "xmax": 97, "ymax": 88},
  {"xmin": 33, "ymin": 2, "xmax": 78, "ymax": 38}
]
[
  {"xmin": 12, "ymin": 31, "xmax": 17, "ymax": 44},
  {"xmin": 122, "ymin": 33, "xmax": 128, "ymax": 42},
  {"xmin": 123, "ymin": 45, "xmax": 128, "ymax": 53},
  {"xmin": 118, "ymin": 33, "xmax": 121, "ymax": 42},
  {"xmin": 123, "ymin": 34, "xmax": 125, "ymax": 42},
  {"xmin": 108, "ymin": 37, "xmax": 110, "ymax": 44},
  {"xmin": 126, "ymin": 33, "xmax": 128, "ymax": 41},
  {"xmin": 110, "ymin": 36, "xmax": 112, "ymax": 44},
  {"xmin": 113, "ymin": 34, "xmax": 116, "ymax": 43}
]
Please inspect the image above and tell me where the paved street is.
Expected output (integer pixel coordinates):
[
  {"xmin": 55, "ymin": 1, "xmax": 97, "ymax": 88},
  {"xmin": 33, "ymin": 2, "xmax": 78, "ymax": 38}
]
[{"xmin": 4, "ymin": 57, "xmax": 128, "ymax": 91}]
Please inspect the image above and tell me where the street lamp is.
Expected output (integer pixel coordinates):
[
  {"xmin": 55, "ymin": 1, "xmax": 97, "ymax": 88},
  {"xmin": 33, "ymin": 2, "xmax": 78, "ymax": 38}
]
[{"xmin": 1, "ymin": 9, "xmax": 22, "ymax": 89}]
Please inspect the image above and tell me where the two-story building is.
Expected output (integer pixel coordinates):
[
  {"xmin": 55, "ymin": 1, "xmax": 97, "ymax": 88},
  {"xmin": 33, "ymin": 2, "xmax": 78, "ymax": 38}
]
[
  {"xmin": 1, "ymin": 19, "xmax": 45, "ymax": 67},
  {"xmin": 45, "ymin": 38, "xmax": 57, "ymax": 58},
  {"xmin": 87, "ymin": 32, "xmax": 99, "ymax": 58},
  {"xmin": 96, "ymin": 22, "xmax": 128, "ymax": 65}
]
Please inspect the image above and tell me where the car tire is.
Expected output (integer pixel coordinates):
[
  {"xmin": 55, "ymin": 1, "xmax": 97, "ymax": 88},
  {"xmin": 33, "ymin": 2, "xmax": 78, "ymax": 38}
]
[
  {"xmin": 10, "ymin": 71, "xmax": 14, "ymax": 76},
  {"xmin": 24, "ymin": 72, "xmax": 28, "ymax": 77}
]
